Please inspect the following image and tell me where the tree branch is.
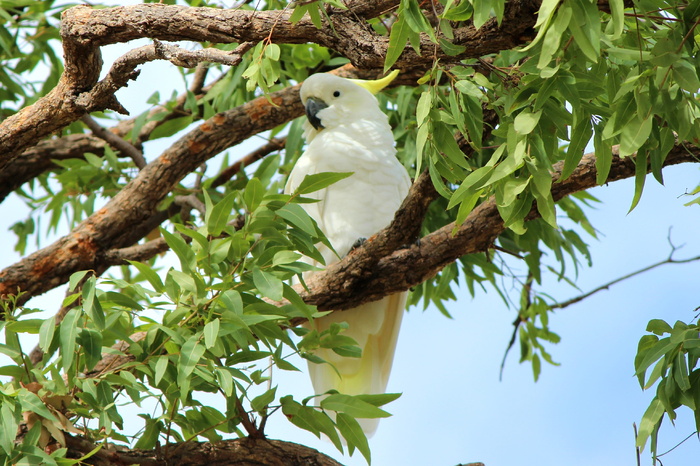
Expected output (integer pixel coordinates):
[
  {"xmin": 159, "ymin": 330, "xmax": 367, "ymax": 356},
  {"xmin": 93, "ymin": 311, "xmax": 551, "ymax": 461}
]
[
  {"xmin": 81, "ymin": 115, "xmax": 147, "ymax": 169},
  {"xmin": 212, "ymin": 137, "xmax": 287, "ymax": 188},
  {"xmin": 63, "ymin": 435, "xmax": 344, "ymax": 466},
  {"xmin": 0, "ymin": 65, "xmax": 371, "ymax": 307},
  {"xmin": 290, "ymin": 144, "xmax": 700, "ymax": 316},
  {"xmin": 1, "ymin": 0, "xmax": 542, "ymax": 169}
]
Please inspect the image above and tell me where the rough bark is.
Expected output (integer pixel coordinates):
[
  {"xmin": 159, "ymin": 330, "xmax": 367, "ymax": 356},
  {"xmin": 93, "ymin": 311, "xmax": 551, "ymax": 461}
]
[
  {"xmin": 289, "ymin": 144, "xmax": 700, "ymax": 314},
  {"xmin": 0, "ymin": 0, "xmax": 544, "ymax": 170},
  {"xmin": 63, "ymin": 436, "xmax": 344, "ymax": 466}
]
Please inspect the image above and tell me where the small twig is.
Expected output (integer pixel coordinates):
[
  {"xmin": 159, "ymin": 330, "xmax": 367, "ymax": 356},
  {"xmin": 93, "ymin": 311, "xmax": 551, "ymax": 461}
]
[
  {"xmin": 491, "ymin": 244, "xmax": 524, "ymax": 259},
  {"xmin": 77, "ymin": 41, "xmax": 253, "ymax": 114},
  {"xmin": 102, "ymin": 239, "xmax": 170, "ymax": 266},
  {"xmin": 153, "ymin": 39, "xmax": 253, "ymax": 68},
  {"xmin": 552, "ymin": 252, "xmax": 700, "ymax": 310},
  {"xmin": 655, "ymin": 430, "xmax": 699, "ymax": 459},
  {"xmin": 174, "ymin": 194, "xmax": 206, "ymax": 216},
  {"xmin": 634, "ymin": 423, "xmax": 641, "ymax": 466},
  {"xmin": 81, "ymin": 114, "xmax": 147, "ymax": 169},
  {"xmin": 499, "ymin": 314, "xmax": 523, "ymax": 381},
  {"xmin": 235, "ymin": 397, "xmax": 263, "ymax": 439},
  {"xmin": 189, "ymin": 63, "xmax": 209, "ymax": 95},
  {"xmin": 211, "ymin": 137, "xmax": 287, "ymax": 188},
  {"xmin": 499, "ymin": 274, "xmax": 533, "ymax": 380}
]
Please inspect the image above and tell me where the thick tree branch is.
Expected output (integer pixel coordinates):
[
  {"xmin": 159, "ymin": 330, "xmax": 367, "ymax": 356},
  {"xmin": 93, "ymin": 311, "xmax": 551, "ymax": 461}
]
[
  {"xmin": 0, "ymin": 66, "xmax": 370, "ymax": 307},
  {"xmin": 292, "ymin": 144, "xmax": 700, "ymax": 315},
  {"xmin": 0, "ymin": 134, "xmax": 107, "ymax": 202},
  {"xmin": 63, "ymin": 435, "xmax": 343, "ymax": 466},
  {"xmin": 0, "ymin": 0, "xmax": 543, "ymax": 170}
]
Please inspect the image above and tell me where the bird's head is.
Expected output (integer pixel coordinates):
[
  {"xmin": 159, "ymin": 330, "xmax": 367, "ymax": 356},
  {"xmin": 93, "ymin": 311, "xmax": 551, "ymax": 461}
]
[{"xmin": 299, "ymin": 70, "xmax": 399, "ymax": 135}]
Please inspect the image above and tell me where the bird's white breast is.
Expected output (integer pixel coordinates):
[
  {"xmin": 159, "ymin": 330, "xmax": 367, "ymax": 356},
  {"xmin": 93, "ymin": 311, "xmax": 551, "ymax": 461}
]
[{"xmin": 287, "ymin": 115, "xmax": 410, "ymax": 263}]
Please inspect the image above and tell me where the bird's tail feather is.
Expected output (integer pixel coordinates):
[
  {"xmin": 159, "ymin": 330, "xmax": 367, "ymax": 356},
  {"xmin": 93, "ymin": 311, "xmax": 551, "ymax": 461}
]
[{"xmin": 307, "ymin": 292, "xmax": 407, "ymax": 436}]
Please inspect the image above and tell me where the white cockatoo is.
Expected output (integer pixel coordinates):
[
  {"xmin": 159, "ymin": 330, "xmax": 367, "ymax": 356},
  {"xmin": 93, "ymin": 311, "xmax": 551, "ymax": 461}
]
[{"xmin": 285, "ymin": 71, "xmax": 410, "ymax": 436}]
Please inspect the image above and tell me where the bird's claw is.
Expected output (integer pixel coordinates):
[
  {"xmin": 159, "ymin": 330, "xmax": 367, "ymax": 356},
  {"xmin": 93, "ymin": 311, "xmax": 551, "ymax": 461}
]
[{"xmin": 350, "ymin": 237, "xmax": 367, "ymax": 251}]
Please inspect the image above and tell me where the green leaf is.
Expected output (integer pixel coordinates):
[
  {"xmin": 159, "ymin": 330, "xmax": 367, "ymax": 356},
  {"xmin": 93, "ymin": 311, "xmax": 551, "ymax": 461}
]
[
  {"xmin": 442, "ymin": 0, "xmax": 473, "ymax": 21},
  {"xmin": 227, "ymin": 350, "xmax": 272, "ymax": 365},
  {"xmin": 134, "ymin": 417, "xmax": 162, "ymax": 450},
  {"xmin": 538, "ymin": 2, "xmax": 572, "ymax": 68},
  {"xmin": 439, "ymin": 37, "xmax": 466, "ymax": 56},
  {"xmin": 416, "ymin": 91, "xmax": 432, "ymax": 127},
  {"xmin": 513, "ymin": 109, "xmax": 542, "ymax": 135},
  {"xmin": 154, "ymin": 356, "xmax": 169, "ymax": 386},
  {"xmin": 82, "ymin": 276, "xmax": 105, "ymax": 331},
  {"xmin": 634, "ymin": 337, "xmax": 675, "ymax": 378},
  {"xmin": 673, "ymin": 352, "xmax": 691, "ymax": 391},
  {"xmin": 0, "ymin": 402, "xmax": 17, "ymax": 455},
  {"xmin": 520, "ymin": 0, "xmax": 562, "ymax": 52},
  {"xmin": 636, "ymin": 397, "xmax": 664, "ymax": 451},
  {"xmin": 178, "ymin": 335, "xmax": 205, "ymax": 395},
  {"xmin": 293, "ymin": 172, "xmax": 353, "ymax": 195},
  {"xmin": 59, "ymin": 308, "xmax": 81, "ymax": 372},
  {"xmin": 528, "ymin": 164, "xmax": 556, "ymax": 227},
  {"xmin": 567, "ymin": 1, "xmax": 600, "ymax": 62},
  {"xmin": 19, "ymin": 390, "xmax": 58, "ymax": 422},
  {"xmin": 608, "ymin": 0, "xmax": 624, "ymax": 39},
  {"xmin": 252, "ymin": 267, "xmax": 284, "ymax": 301},
  {"xmin": 672, "ymin": 61, "xmax": 700, "ymax": 93},
  {"xmin": 276, "ymin": 203, "xmax": 317, "ymax": 236},
  {"xmin": 243, "ymin": 177, "xmax": 264, "ymax": 212},
  {"xmin": 628, "ymin": 146, "xmax": 648, "ymax": 212},
  {"xmin": 561, "ymin": 111, "xmax": 592, "ymax": 180},
  {"xmin": 206, "ymin": 190, "xmax": 237, "ymax": 236},
  {"xmin": 321, "ymin": 394, "xmax": 391, "ymax": 419},
  {"xmin": 68, "ymin": 270, "xmax": 89, "ymax": 292},
  {"xmin": 619, "ymin": 115, "xmax": 652, "ymax": 158},
  {"xmin": 593, "ymin": 129, "xmax": 612, "ymax": 185},
  {"xmin": 472, "ymin": 0, "xmax": 493, "ymax": 30},
  {"xmin": 355, "ymin": 392, "xmax": 402, "ymax": 407},
  {"xmin": 306, "ymin": 407, "xmax": 343, "ymax": 450},
  {"xmin": 77, "ymin": 328, "xmax": 103, "ymax": 371},
  {"xmin": 646, "ymin": 319, "xmax": 672, "ymax": 336},
  {"xmin": 39, "ymin": 316, "xmax": 56, "ymax": 353},
  {"xmin": 385, "ymin": 15, "xmax": 410, "ymax": 72},
  {"xmin": 402, "ymin": 0, "xmax": 436, "ymax": 42},
  {"xmin": 204, "ymin": 318, "xmax": 220, "ymax": 349},
  {"xmin": 251, "ymin": 387, "xmax": 277, "ymax": 413},
  {"xmin": 160, "ymin": 228, "xmax": 195, "ymax": 273},
  {"xmin": 336, "ymin": 413, "xmax": 371, "ymax": 463},
  {"xmin": 128, "ymin": 260, "xmax": 165, "ymax": 293}
]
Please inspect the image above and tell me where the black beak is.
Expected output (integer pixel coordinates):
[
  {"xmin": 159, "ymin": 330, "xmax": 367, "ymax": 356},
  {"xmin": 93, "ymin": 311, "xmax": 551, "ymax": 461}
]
[{"xmin": 305, "ymin": 97, "xmax": 328, "ymax": 130}]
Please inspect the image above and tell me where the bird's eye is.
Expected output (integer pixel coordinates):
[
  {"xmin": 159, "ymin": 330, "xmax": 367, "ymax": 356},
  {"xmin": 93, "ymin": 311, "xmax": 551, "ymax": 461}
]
[{"xmin": 333, "ymin": 90, "xmax": 341, "ymax": 98}]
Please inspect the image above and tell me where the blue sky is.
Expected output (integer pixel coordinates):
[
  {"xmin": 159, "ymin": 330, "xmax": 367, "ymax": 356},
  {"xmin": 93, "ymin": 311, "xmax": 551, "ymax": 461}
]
[{"xmin": 2, "ymin": 20, "xmax": 700, "ymax": 464}]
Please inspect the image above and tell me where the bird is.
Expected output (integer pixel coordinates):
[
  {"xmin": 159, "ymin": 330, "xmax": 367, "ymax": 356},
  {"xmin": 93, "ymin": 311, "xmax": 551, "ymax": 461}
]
[{"xmin": 284, "ymin": 70, "xmax": 410, "ymax": 436}]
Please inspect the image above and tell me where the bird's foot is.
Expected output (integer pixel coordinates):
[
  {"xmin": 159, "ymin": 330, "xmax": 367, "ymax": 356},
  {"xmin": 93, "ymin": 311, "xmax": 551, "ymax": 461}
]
[{"xmin": 350, "ymin": 237, "xmax": 367, "ymax": 251}]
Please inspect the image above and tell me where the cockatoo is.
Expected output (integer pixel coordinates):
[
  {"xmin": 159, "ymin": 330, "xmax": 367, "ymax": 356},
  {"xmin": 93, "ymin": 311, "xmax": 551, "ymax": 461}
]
[{"xmin": 285, "ymin": 71, "xmax": 410, "ymax": 436}]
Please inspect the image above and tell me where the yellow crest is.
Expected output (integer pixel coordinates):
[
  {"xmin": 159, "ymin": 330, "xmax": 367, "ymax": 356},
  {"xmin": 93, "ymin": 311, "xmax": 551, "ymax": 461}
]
[{"xmin": 348, "ymin": 69, "xmax": 400, "ymax": 95}]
